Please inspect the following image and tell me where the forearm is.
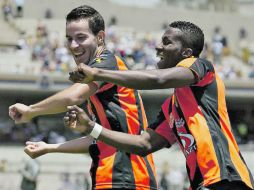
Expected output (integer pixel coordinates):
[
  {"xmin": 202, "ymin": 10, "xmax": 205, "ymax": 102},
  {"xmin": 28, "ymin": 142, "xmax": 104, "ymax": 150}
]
[
  {"xmin": 47, "ymin": 136, "xmax": 93, "ymax": 154},
  {"xmin": 97, "ymin": 128, "xmax": 152, "ymax": 156},
  {"xmin": 95, "ymin": 67, "xmax": 194, "ymax": 90},
  {"xmin": 29, "ymin": 83, "xmax": 94, "ymax": 117},
  {"xmin": 95, "ymin": 69, "xmax": 161, "ymax": 90}
]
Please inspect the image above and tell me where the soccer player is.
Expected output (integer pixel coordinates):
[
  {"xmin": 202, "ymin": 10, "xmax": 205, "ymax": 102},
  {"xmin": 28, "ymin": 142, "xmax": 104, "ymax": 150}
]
[
  {"xmin": 62, "ymin": 21, "xmax": 254, "ymax": 190},
  {"xmin": 9, "ymin": 5, "xmax": 157, "ymax": 190}
]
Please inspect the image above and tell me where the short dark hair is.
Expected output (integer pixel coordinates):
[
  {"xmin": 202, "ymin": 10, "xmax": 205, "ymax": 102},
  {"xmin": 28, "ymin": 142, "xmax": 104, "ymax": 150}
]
[
  {"xmin": 66, "ymin": 5, "xmax": 105, "ymax": 35},
  {"xmin": 169, "ymin": 21, "xmax": 204, "ymax": 57}
]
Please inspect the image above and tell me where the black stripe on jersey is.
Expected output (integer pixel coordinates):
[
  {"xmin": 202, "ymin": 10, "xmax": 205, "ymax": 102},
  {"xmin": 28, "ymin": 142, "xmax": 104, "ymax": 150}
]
[
  {"xmin": 186, "ymin": 163, "xmax": 204, "ymax": 190},
  {"xmin": 89, "ymin": 143, "xmax": 100, "ymax": 188},
  {"xmin": 112, "ymin": 151, "xmax": 136, "ymax": 189},
  {"xmin": 190, "ymin": 58, "xmax": 214, "ymax": 81},
  {"xmin": 190, "ymin": 79, "xmax": 240, "ymax": 180},
  {"xmin": 143, "ymin": 156, "xmax": 157, "ymax": 190},
  {"xmin": 148, "ymin": 109, "xmax": 166, "ymax": 130},
  {"xmin": 89, "ymin": 50, "xmax": 119, "ymax": 89},
  {"xmin": 96, "ymin": 85, "xmax": 129, "ymax": 133},
  {"xmin": 149, "ymin": 99, "xmax": 173, "ymax": 130},
  {"xmin": 88, "ymin": 50, "xmax": 118, "ymax": 71}
]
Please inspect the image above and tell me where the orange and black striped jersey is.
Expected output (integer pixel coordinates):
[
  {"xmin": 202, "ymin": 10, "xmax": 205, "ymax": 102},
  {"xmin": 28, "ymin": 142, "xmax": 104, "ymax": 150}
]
[
  {"xmin": 149, "ymin": 58, "xmax": 254, "ymax": 190},
  {"xmin": 87, "ymin": 50, "xmax": 157, "ymax": 190}
]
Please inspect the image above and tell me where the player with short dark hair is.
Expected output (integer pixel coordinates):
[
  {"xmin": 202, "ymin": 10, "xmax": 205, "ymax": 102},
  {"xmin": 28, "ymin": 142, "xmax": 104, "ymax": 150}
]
[
  {"xmin": 10, "ymin": 5, "xmax": 157, "ymax": 190},
  {"xmin": 65, "ymin": 21, "xmax": 254, "ymax": 190}
]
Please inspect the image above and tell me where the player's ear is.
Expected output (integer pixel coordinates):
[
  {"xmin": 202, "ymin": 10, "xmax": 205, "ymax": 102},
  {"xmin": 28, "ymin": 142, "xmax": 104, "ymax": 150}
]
[
  {"xmin": 97, "ymin": 30, "xmax": 105, "ymax": 45},
  {"xmin": 181, "ymin": 48, "xmax": 193, "ymax": 58}
]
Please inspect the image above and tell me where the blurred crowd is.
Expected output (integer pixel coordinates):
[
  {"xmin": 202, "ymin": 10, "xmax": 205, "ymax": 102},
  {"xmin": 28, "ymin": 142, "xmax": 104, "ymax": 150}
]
[{"xmin": 1, "ymin": 17, "xmax": 254, "ymax": 79}]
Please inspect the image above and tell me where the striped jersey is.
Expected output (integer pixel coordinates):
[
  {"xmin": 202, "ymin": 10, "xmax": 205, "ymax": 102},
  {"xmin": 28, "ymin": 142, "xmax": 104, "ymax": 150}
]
[
  {"xmin": 87, "ymin": 50, "xmax": 157, "ymax": 190},
  {"xmin": 150, "ymin": 58, "xmax": 254, "ymax": 190}
]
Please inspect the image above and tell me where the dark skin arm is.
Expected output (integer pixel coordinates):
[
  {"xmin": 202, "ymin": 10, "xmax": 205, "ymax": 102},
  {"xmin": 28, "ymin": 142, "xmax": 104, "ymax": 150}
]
[
  {"xmin": 69, "ymin": 64, "xmax": 196, "ymax": 90},
  {"xmin": 64, "ymin": 105, "xmax": 169, "ymax": 156}
]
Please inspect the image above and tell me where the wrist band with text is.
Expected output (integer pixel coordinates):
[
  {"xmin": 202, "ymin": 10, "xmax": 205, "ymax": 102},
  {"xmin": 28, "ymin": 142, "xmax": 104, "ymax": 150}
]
[{"xmin": 90, "ymin": 123, "xmax": 103, "ymax": 139}]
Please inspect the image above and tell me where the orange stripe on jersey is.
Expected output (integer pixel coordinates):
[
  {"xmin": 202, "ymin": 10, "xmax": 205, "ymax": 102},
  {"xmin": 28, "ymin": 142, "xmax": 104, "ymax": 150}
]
[
  {"xmin": 216, "ymin": 76, "xmax": 254, "ymax": 189},
  {"xmin": 115, "ymin": 56, "xmax": 128, "ymax": 70},
  {"xmin": 176, "ymin": 57, "xmax": 197, "ymax": 68},
  {"xmin": 117, "ymin": 86, "xmax": 151, "ymax": 188},
  {"xmin": 176, "ymin": 88, "xmax": 221, "ymax": 185},
  {"xmin": 95, "ymin": 155, "xmax": 114, "ymax": 189},
  {"xmin": 117, "ymin": 86, "xmax": 140, "ymax": 134},
  {"xmin": 115, "ymin": 54, "xmax": 155, "ymax": 188},
  {"xmin": 138, "ymin": 93, "xmax": 148, "ymax": 130},
  {"xmin": 130, "ymin": 154, "xmax": 153, "ymax": 189}
]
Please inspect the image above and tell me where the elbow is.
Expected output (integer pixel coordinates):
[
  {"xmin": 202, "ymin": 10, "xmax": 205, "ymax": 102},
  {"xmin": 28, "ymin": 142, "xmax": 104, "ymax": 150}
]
[
  {"xmin": 65, "ymin": 95, "xmax": 84, "ymax": 106},
  {"xmin": 156, "ymin": 77, "xmax": 169, "ymax": 88}
]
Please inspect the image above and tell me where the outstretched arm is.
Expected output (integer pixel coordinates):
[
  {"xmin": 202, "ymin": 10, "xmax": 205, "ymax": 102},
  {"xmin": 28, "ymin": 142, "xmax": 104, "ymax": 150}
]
[
  {"xmin": 64, "ymin": 105, "xmax": 169, "ymax": 156},
  {"xmin": 9, "ymin": 83, "xmax": 98, "ymax": 124},
  {"xmin": 24, "ymin": 136, "xmax": 94, "ymax": 159},
  {"xmin": 69, "ymin": 64, "xmax": 196, "ymax": 90}
]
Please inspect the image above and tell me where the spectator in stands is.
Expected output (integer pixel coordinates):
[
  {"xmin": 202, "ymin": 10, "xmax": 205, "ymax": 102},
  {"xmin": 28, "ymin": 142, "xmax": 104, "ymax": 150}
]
[
  {"xmin": 159, "ymin": 161, "xmax": 170, "ymax": 190},
  {"xmin": 0, "ymin": 159, "xmax": 8, "ymax": 172},
  {"xmin": 249, "ymin": 66, "xmax": 254, "ymax": 78},
  {"xmin": 160, "ymin": 173, "xmax": 169, "ymax": 190},
  {"xmin": 2, "ymin": 0, "xmax": 12, "ymax": 21},
  {"xmin": 108, "ymin": 16, "xmax": 117, "ymax": 26},
  {"xmin": 14, "ymin": 0, "xmax": 24, "ymax": 17},
  {"xmin": 83, "ymin": 173, "xmax": 90, "ymax": 190},
  {"xmin": 211, "ymin": 26, "xmax": 223, "ymax": 65},
  {"xmin": 239, "ymin": 28, "xmax": 250, "ymax": 65},
  {"xmin": 44, "ymin": 8, "xmax": 53, "ymax": 19},
  {"xmin": 237, "ymin": 122, "xmax": 249, "ymax": 144},
  {"xmin": 59, "ymin": 172, "xmax": 74, "ymax": 190},
  {"xmin": 19, "ymin": 158, "xmax": 40, "ymax": 190},
  {"xmin": 64, "ymin": 21, "xmax": 254, "ymax": 190}
]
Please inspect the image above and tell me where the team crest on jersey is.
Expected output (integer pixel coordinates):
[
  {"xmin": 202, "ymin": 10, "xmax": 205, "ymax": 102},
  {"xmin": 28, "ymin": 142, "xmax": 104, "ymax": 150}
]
[
  {"xmin": 95, "ymin": 57, "xmax": 102, "ymax": 63},
  {"xmin": 175, "ymin": 118, "xmax": 197, "ymax": 157},
  {"xmin": 175, "ymin": 118, "xmax": 185, "ymax": 128}
]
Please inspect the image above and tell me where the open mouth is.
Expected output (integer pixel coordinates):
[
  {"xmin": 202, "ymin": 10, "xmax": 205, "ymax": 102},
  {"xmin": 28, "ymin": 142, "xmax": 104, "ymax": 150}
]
[{"xmin": 73, "ymin": 52, "xmax": 85, "ymax": 59}]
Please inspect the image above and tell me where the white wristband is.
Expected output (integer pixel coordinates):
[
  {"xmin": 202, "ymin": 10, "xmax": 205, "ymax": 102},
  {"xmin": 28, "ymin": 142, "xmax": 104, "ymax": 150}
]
[{"xmin": 89, "ymin": 123, "xmax": 103, "ymax": 139}]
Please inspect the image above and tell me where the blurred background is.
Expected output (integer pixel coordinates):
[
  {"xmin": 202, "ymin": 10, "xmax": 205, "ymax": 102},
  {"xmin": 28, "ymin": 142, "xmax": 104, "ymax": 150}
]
[{"xmin": 0, "ymin": 0, "xmax": 254, "ymax": 189}]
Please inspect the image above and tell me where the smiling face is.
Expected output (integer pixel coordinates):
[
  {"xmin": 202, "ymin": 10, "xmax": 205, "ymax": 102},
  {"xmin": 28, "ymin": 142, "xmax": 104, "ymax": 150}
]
[
  {"xmin": 156, "ymin": 27, "xmax": 186, "ymax": 69},
  {"xmin": 66, "ymin": 19, "xmax": 99, "ymax": 65}
]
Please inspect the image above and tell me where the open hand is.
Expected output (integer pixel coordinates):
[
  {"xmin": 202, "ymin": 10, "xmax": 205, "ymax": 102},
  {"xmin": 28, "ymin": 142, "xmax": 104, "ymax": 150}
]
[{"xmin": 24, "ymin": 141, "xmax": 48, "ymax": 159}]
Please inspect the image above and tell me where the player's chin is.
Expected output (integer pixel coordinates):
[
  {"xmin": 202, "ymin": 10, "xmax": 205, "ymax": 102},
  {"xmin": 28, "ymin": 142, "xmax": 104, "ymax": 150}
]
[{"xmin": 156, "ymin": 60, "xmax": 166, "ymax": 69}]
